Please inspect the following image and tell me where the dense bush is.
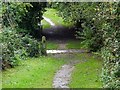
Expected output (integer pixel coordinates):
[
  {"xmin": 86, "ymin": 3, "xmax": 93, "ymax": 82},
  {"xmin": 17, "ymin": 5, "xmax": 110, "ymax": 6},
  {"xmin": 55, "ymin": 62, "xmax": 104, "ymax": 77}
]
[
  {"xmin": 1, "ymin": 2, "xmax": 47, "ymax": 69},
  {"xmin": 1, "ymin": 27, "xmax": 42, "ymax": 70},
  {"xmin": 2, "ymin": 2, "xmax": 31, "ymax": 28},
  {"xmin": 101, "ymin": 3, "xmax": 120, "ymax": 88},
  {"xmin": 1, "ymin": 27, "xmax": 22, "ymax": 69}
]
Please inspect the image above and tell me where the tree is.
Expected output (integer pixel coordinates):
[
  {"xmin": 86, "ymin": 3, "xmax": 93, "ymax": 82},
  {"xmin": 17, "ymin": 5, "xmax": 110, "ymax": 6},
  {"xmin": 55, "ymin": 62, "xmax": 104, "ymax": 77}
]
[{"xmin": 2, "ymin": 2, "xmax": 47, "ymax": 37}]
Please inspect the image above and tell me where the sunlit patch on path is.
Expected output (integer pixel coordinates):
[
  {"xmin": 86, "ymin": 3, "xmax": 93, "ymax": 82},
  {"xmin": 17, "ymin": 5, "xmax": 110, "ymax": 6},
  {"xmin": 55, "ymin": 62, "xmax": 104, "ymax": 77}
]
[
  {"xmin": 43, "ymin": 16, "xmax": 55, "ymax": 26},
  {"xmin": 47, "ymin": 49, "xmax": 87, "ymax": 54}
]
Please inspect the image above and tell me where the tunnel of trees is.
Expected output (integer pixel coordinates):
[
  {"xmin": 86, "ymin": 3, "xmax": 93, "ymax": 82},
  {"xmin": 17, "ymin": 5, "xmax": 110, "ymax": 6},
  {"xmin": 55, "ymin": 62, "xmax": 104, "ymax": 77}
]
[{"xmin": 1, "ymin": 2, "xmax": 120, "ymax": 88}]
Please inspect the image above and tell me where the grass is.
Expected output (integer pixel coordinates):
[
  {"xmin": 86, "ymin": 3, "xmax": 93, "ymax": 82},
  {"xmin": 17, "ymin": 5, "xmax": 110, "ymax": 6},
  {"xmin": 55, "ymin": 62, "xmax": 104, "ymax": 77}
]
[
  {"xmin": 2, "ymin": 53, "xmax": 103, "ymax": 88},
  {"xmin": 42, "ymin": 19, "xmax": 51, "ymax": 29},
  {"xmin": 47, "ymin": 40, "xmax": 83, "ymax": 50},
  {"xmin": 2, "ymin": 56, "xmax": 65, "ymax": 88},
  {"xmin": 42, "ymin": 8, "xmax": 73, "ymax": 29},
  {"xmin": 0, "ymin": 72, "xmax": 2, "ymax": 89},
  {"xmin": 69, "ymin": 53, "xmax": 103, "ymax": 88},
  {"xmin": 66, "ymin": 40, "xmax": 88, "ymax": 49},
  {"xmin": 47, "ymin": 40, "xmax": 88, "ymax": 50},
  {"xmin": 47, "ymin": 41, "xmax": 58, "ymax": 50}
]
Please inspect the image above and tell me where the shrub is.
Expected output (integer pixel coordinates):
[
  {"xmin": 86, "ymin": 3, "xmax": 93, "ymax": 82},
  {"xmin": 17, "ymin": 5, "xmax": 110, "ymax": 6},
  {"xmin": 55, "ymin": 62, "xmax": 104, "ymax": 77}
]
[
  {"xmin": 101, "ymin": 23, "xmax": 120, "ymax": 88},
  {"xmin": 22, "ymin": 35, "xmax": 41, "ymax": 57},
  {"xmin": 1, "ymin": 28, "xmax": 22, "ymax": 69},
  {"xmin": 1, "ymin": 27, "xmax": 43, "ymax": 70}
]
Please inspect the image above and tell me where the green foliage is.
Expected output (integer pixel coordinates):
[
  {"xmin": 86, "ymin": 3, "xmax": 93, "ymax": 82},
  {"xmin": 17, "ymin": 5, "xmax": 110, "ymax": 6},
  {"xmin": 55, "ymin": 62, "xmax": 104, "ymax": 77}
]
[
  {"xmin": 1, "ymin": 2, "xmax": 47, "ymax": 69},
  {"xmin": 18, "ymin": 2, "xmax": 47, "ymax": 31},
  {"xmin": 79, "ymin": 22, "xmax": 103, "ymax": 51},
  {"xmin": 2, "ymin": 2, "xmax": 32, "ymax": 28},
  {"xmin": 101, "ymin": 48, "xmax": 120, "ymax": 88},
  {"xmin": 101, "ymin": 4, "xmax": 120, "ymax": 88},
  {"xmin": 21, "ymin": 35, "xmax": 41, "ymax": 57},
  {"xmin": 2, "ymin": 2, "xmax": 47, "ymax": 34},
  {"xmin": 1, "ymin": 27, "xmax": 43, "ymax": 70},
  {"xmin": 101, "ymin": 3, "xmax": 120, "ymax": 88},
  {"xmin": 54, "ymin": 2, "xmax": 104, "ymax": 52},
  {"xmin": 1, "ymin": 27, "xmax": 22, "ymax": 69}
]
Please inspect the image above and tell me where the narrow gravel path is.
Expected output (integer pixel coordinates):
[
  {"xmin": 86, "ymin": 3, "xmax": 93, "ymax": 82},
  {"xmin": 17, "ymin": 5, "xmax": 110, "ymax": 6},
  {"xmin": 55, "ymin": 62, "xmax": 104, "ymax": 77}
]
[
  {"xmin": 53, "ymin": 64, "xmax": 74, "ymax": 88},
  {"xmin": 42, "ymin": 16, "xmax": 82, "ymax": 88},
  {"xmin": 52, "ymin": 54, "xmax": 81, "ymax": 88},
  {"xmin": 58, "ymin": 43, "xmax": 67, "ymax": 50}
]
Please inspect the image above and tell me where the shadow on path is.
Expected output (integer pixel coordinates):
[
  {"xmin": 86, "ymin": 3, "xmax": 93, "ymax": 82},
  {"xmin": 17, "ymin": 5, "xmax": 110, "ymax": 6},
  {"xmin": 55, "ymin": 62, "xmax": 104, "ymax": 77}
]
[{"xmin": 42, "ymin": 26, "xmax": 76, "ymax": 41}]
